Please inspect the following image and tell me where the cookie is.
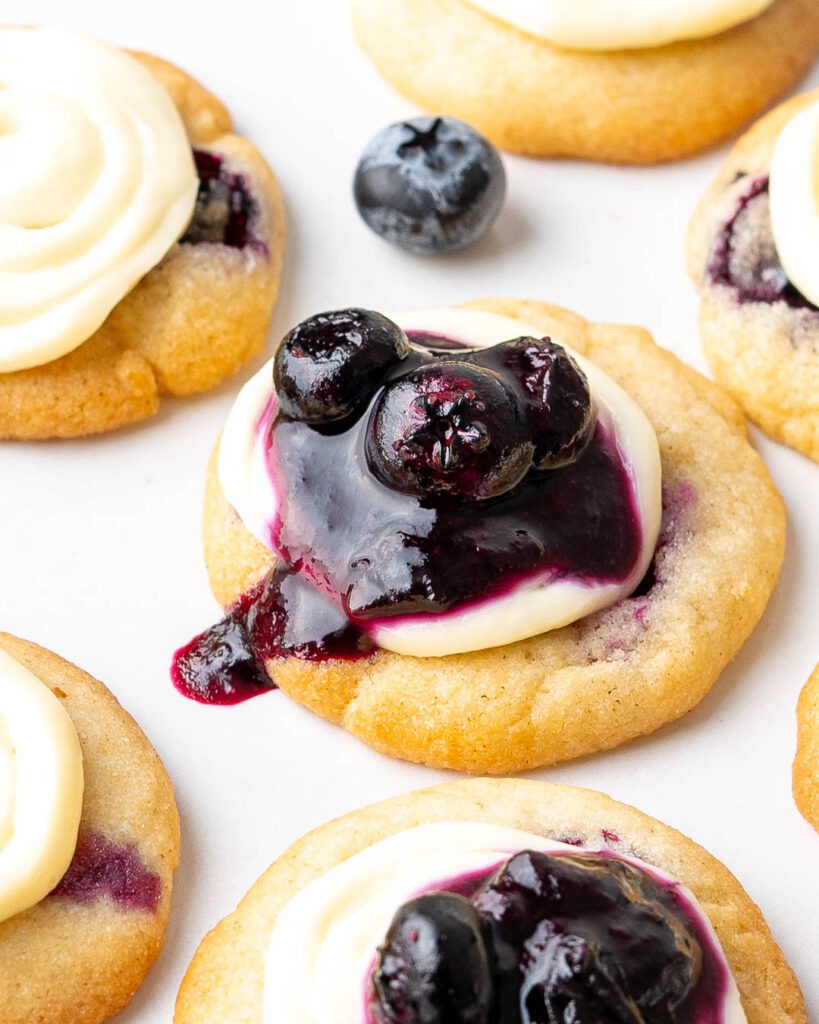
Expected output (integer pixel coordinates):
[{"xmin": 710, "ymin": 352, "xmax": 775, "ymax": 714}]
[
  {"xmin": 180, "ymin": 297, "xmax": 785, "ymax": 774},
  {"xmin": 687, "ymin": 89, "xmax": 819, "ymax": 461},
  {"xmin": 350, "ymin": 0, "xmax": 819, "ymax": 163},
  {"xmin": 0, "ymin": 28, "xmax": 284, "ymax": 440},
  {"xmin": 793, "ymin": 664, "xmax": 819, "ymax": 831},
  {"xmin": 0, "ymin": 632, "xmax": 180, "ymax": 1024},
  {"xmin": 174, "ymin": 778, "xmax": 806, "ymax": 1024}
]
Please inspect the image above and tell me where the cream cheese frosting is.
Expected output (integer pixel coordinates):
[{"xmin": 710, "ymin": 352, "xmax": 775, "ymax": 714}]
[
  {"xmin": 0, "ymin": 27, "xmax": 199, "ymax": 373},
  {"xmin": 769, "ymin": 99, "xmax": 819, "ymax": 309},
  {"xmin": 461, "ymin": 0, "xmax": 774, "ymax": 50},
  {"xmin": 0, "ymin": 648, "xmax": 84, "ymax": 924},
  {"xmin": 261, "ymin": 820, "xmax": 747, "ymax": 1024},
  {"xmin": 218, "ymin": 307, "xmax": 662, "ymax": 658}
]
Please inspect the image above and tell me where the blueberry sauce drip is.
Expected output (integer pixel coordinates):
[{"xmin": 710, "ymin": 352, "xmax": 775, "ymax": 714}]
[
  {"xmin": 369, "ymin": 850, "xmax": 725, "ymax": 1024},
  {"xmin": 181, "ymin": 149, "xmax": 259, "ymax": 251},
  {"xmin": 173, "ymin": 321, "xmax": 646, "ymax": 705},
  {"xmin": 50, "ymin": 830, "xmax": 161, "ymax": 912},
  {"xmin": 707, "ymin": 175, "xmax": 815, "ymax": 310},
  {"xmin": 271, "ymin": 342, "xmax": 640, "ymax": 622},
  {"xmin": 172, "ymin": 569, "xmax": 374, "ymax": 706}
]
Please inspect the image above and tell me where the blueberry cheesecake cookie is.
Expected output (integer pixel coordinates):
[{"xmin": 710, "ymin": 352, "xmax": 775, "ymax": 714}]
[
  {"xmin": 0, "ymin": 632, "xmax": 179, "ymax": 1024},
  {"xmin": 794, "ymin": 664, "xmax": 819, "ymax": 831},
  {"xmin": 174, "ymin": 778, "xmax": 806, "ymax": 1024},
  {"xmin": 172, "ymin": 297, "xmax": 785, "ymax": 774},
  {"xmin": 688, "ymin": 89, "xmax": 819, "ymax": 461},
  {"xmin": 0, "ymin": 27, "xmax": 284, "ymax": 439},
  {"xmin": 350, "ymin": 0, "xmax": 819, "ymax": 163}
]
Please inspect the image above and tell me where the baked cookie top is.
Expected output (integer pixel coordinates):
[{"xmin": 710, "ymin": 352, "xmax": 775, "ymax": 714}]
[
  {"xmin": 0, "ymin": 28, "xmax": 285, "ymax": 439},
  {"xmin": 794, "ymin": 664, "xmax": 819, "ymax": 831},
  {"xmin": 687, "ymin": 88, "xmax": 819, "ymax": 462},
  {"xmin": 0, "ymin": 632, "xmax": 180, "ymax": 1024},
  {"xmin": 174, "ymin": 778, "xmax": 806, "ymax": 1024},
  {"xmin": 174, "ymin": 297, "xmax": 785, "ymax": 774},
  {"xmin": 350, "ymin": 0, "xmax": 819, "ymax": 162}
]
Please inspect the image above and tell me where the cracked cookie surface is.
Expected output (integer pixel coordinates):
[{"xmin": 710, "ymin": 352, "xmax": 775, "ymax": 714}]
[{"xmin": 202, "ymin": 298, "xmax": 785, "ymax": 774}]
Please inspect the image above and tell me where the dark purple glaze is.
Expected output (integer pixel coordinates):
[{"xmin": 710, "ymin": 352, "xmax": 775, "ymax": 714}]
[
  {"xmin": 368, "ymin": 849, "xmax": 728, "ymax": 1024},
  {"xmin": 172, "ymin": 568, "xmax": 374, "ymax": 705},
  {"xmin": 707, "ymin": 175, "xmax": 815, "ymax": 310},
  {"xmin": 174, "ymin": 330, "xmax": 646, "ymax": 705},
  {"xmin": 270, "ymin": 343, "xmax": 641, "ymax": 623},
  {"xmin": 50, "ymin": 829, "xmax": 161, "ymax": 912},
  {"xmin": 181, "ymin": 149, "xmax": 263, "ymax": 253}
]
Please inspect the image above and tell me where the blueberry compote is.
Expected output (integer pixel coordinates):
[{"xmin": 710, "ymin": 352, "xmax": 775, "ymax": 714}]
[
  {"xmin": 707, "ymin": 175, "xmax": 815, "ymax": 310},
  {"xmin": 180, "ymin": 149, "xmax": 260, "ymax": 252},
  {"xmin": 369, "ymin": 850, "xmax": 724, "ymax": 1024},
  {"xmin": 172, "ymin": 309, "xmax": 645, "ymax": 705}
]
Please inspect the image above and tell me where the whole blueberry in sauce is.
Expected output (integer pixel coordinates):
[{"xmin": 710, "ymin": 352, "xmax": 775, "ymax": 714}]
[
  {"xmin": 369, "ymin": 850, "xmax": 724, "ymax": 1024},
  {"xmin": 274, "ymin": 308, "xmax": 410, "ymax": 424},
  {"xmin": 172, "ymin": 312, "xmax": 645, "ymax": 703}
]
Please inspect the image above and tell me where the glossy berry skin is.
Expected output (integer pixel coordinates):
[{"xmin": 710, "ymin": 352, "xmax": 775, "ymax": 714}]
[
  {"xmin": 353, "ymin": 117, "xmax": 506, "ymax": 255},
  {"xmin": 274, "ymin": 308, "xmax": 410, "ymax": 425},
  {"xmin": 485, "ymin": 338, "xmax": 596, "ymax": 469},
  {"xmin": 473, "ymin": 852, "xmax": 701, "ymax": 1024},
  {"xmin": 371, "ymin": 893, "xmax": 493, "ymax": 1024},
  {"xmin": 365, "ymin": 361, "xmax": 533, "ymax": 500}
]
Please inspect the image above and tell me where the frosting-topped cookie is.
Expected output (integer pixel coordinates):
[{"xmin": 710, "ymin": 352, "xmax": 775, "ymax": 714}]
[
  {"xmin": 0, "ymin": 27, "xmax": 284, "ymax": 439},
  {"xmin": 350, "ymin": 0, "xmax": 819, "ymax": 163},
  {"xmin": 688, "ymin": 88, "xmax": 819, "ymax": 461},
  {"xmin": 174, "ymin": 298, "xmax": 785, "ymax": 774},
  {"xmin": 0, "ymin": 632, "xmax": 179, "ymax": 1024},
  {"xmin": 174, "ymin": 779, "xmax": 806, "ymax": 1024}
]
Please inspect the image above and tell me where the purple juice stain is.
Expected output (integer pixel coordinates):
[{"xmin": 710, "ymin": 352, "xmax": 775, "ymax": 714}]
[
  {"xmin": 50, "ymin": 830, "xmax": 161, "ymax": 912},
  {"xmin": 171, "ymin": 569, "xmax": 374, "ymax": 706},
  {"xmin": 368, "ymin": 849, "xmax": 729, "ymax": 1024},
  {"xmin": 180, "ymin": 149, "xmax": 263, "ymax": 253},
  {"xmin": 707, "ymin": 175, "xmax": 815, "ymax": 311}
]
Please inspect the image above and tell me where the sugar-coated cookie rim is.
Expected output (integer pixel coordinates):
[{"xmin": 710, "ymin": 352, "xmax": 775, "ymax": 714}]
[
  {"xmin": 0, "ymin": 632, "xmax": 180, "ymax": 1024},
  {"xmin": 174, "ymin": 778, "xmax": 806, "ymax": 1024},
  {"xmin": 350, "ymin": 0, "xmax": 819, "ymax": 163},
  {"xmin": 201, "ymin": 297, "xmax": 785, "ymax": 774}
]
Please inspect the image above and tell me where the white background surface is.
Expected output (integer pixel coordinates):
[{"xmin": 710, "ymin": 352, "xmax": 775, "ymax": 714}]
[{"xmin": 1, "ymin": 2, "xmax": 817, "ymax": 1020}]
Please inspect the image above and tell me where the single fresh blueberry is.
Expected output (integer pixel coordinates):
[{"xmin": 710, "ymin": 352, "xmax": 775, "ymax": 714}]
[
  {"xmin": 371, "ymin": 892, "xmax": 494, "ymax": 1024},
  {"xmin": 365, "ymin": 360, "xmax": 533, "ymax": 500},
  {"xmin": 353, "ymin": 116, "xmax": 506, "ymax": 255},
  {"xmin": 485, "ymin": 337, "xmax": 596, "ymax": 469},
  {"xmin": 274, "ymin": 308, "xmax": 410, "ymax": 425}
]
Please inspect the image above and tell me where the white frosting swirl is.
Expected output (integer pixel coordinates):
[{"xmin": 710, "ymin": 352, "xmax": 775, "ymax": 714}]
[
  {"xmin": 769, "ymin": 99, "xmax": 819, "ymax": 309},
  {"xmin": 219, "ymin": 308, "xmax": 661, "ymax": 658},
  {"xmin": 0, "ymin": 648, "xmax": 84, "ymax": 924},
  {"xmin": 0, "ymin": 27, "xmax": 199, "ymax": 372},
  {"xmin": 262, "ymin": 821, "xmax": 747, "ymax": 1024},
  {"xmin": 462, "ymin": 0, "xmax": 773, "ymax": 50}
]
